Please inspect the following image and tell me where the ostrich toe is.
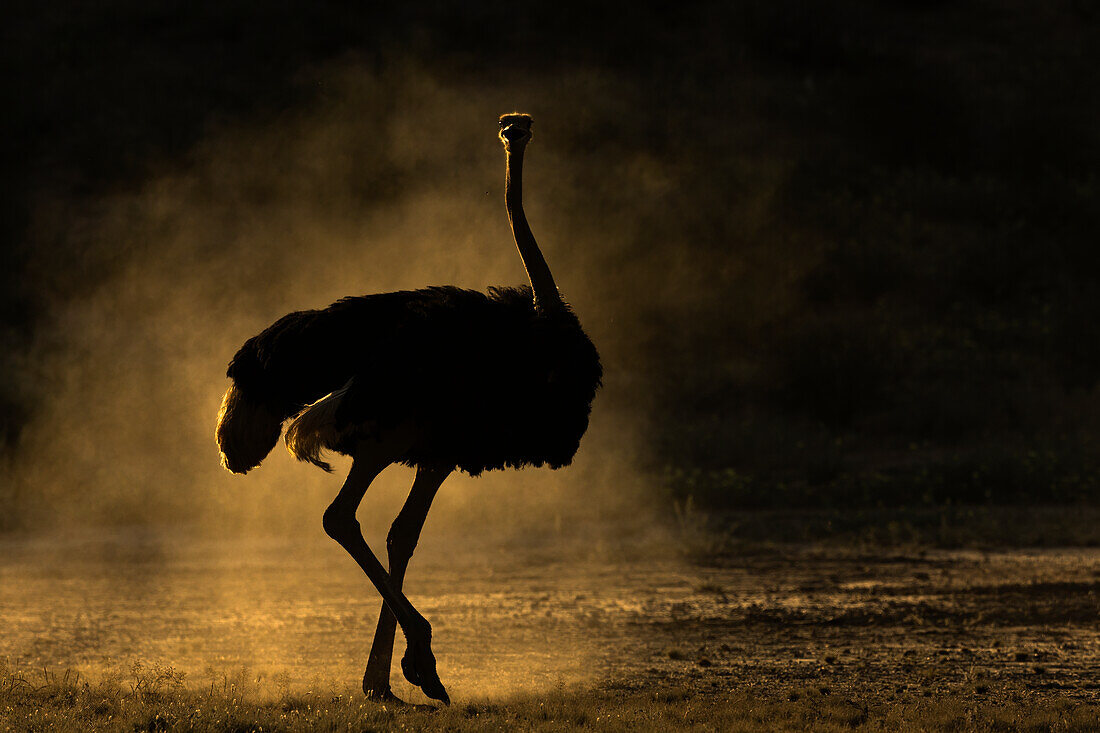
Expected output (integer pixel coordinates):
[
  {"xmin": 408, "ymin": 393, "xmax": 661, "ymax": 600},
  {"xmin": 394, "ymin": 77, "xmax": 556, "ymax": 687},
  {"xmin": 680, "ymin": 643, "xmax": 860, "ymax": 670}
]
[{"xmin": 401, "ymin": 637, "xmax": 450, "ymax": 705}]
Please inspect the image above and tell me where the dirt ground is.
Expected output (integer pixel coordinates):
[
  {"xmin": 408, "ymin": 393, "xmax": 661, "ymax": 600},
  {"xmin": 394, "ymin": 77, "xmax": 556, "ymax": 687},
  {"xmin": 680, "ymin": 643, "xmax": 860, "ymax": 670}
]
[{"xmin": 2, "ymin": 525, "xmax": 1098, "ymax": 716}]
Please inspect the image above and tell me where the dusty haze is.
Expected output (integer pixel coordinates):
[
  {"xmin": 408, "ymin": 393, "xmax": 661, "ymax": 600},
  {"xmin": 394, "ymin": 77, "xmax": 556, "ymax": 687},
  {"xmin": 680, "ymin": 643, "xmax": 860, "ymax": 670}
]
[
  {"xmin": 1, "ymin": 61, "xmax": 708, "ymax": 698},
  {"xmin": 4, "ymin": 61, "xmax": 707, "ymax": 544}
]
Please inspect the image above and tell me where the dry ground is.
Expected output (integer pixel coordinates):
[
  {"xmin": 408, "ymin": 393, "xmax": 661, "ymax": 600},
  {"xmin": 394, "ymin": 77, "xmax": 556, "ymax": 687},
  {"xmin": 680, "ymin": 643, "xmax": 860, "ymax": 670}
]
[{"xmin": 1, "ymin": 524, "xmax": 1098, "ymax": 730}]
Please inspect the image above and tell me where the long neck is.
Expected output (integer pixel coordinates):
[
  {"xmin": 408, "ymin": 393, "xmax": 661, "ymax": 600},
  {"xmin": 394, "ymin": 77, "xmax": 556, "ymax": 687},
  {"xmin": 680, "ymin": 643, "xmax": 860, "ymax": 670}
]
[{"xmin": 506, "ymin": 147, "xmax": 562, "ymax": 310}]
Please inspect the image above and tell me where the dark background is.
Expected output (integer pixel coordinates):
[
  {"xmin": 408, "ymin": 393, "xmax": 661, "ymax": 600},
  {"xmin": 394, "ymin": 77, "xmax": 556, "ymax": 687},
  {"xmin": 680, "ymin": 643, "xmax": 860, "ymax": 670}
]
[{"xmin": 3, "ymin": 1, "xmax": 1099, "ymax": 531}]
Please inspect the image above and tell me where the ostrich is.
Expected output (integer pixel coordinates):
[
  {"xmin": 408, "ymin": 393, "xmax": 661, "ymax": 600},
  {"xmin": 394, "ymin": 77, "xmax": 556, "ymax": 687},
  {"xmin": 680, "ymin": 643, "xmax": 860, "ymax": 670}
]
[{"xmin": 214, "ymin": 113, "xmax": 601, "ymax": 705}]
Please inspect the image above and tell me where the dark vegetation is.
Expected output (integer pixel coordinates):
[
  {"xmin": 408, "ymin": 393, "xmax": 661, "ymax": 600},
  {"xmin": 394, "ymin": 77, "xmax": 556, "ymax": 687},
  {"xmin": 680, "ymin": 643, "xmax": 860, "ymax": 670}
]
[{"xmin": 3, "ymin": 1, "xmax": 1099, "ymax": 519}]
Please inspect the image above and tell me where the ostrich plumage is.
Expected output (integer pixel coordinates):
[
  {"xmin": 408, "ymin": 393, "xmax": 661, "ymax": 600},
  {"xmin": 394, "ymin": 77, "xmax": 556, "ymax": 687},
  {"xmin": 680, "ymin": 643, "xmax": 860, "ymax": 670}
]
[{"xmin": 219, "ymin": 284, "xmax": 601, "ymax": 475}]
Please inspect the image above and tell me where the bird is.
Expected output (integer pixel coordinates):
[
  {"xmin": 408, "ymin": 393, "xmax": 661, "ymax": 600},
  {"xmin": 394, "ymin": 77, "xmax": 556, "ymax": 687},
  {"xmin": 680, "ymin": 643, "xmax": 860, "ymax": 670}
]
[{"xmin": 214, "ymin": 112, "xmax": 601, "ymax": 705}]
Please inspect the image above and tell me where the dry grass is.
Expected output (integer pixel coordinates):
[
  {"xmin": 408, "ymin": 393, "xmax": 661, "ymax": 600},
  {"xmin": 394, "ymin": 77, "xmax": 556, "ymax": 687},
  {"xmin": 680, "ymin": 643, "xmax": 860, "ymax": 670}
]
[{"xmin": 2, "ymin": 666, "xmax": 1097, "ymax": 732}]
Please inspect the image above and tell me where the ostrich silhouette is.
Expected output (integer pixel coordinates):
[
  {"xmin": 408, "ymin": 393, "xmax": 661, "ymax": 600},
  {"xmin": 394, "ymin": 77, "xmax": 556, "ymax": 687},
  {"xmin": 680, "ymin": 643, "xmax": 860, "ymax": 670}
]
[{"xmin": 215, "ymin": 113, "xmax": 601, "ymax": 705}]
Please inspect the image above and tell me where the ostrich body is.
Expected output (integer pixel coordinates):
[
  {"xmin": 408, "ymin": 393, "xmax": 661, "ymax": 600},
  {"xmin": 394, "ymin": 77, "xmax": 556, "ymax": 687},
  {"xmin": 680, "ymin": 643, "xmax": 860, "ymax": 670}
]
[{"xmin": 215, "ymin": 113, "xmax": 601, "ymax": 705}]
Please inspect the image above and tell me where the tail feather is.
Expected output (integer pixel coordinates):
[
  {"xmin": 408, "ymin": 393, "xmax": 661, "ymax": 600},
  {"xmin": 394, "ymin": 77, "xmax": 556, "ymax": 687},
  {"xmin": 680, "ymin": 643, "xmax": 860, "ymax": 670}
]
[
  {"xmin": 284, "ymin": 381, "xmax": 355, "ymax": 473},
  {"xmin": 215, "ymin": 383, "xmax": 284, "ymax": 474}
]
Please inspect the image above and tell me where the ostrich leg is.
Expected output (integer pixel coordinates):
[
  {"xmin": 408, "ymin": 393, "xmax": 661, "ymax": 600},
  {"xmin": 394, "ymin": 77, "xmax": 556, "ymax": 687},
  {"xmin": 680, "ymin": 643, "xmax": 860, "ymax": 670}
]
[
  {"xmin": 363, "ymin": 465, "xmax": 450, "ymax": 701},
  {"xmin": 322, "ymin": 439, "xmax": 450, "ymax": 705}
]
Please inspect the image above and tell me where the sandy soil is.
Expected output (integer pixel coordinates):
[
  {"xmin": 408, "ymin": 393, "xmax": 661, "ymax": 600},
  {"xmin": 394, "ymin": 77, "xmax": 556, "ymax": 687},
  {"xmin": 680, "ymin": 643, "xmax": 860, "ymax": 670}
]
[{"xmin": 1, "ymin": 530, "xmax": 1098, "ymax": 706}]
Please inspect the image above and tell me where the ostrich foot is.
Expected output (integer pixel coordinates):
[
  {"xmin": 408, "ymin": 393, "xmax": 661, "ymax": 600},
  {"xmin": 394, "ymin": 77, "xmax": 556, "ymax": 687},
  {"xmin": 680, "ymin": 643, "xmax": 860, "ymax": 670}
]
[
  {"xmin": 363, "ymin": 685, "xmax": 437, "ymax": 711},
  {"xmin": 363, "ymin": 681, "xmax": 399, "ymax": 702},
  {"xmin": 400, "ymin": 636, "xmax": 450, "ymax": 705}
]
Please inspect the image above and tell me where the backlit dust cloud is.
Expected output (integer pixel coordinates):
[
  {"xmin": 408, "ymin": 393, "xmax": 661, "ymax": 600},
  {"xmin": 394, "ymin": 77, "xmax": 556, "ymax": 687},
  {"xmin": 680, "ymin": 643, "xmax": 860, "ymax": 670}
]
[{"xmin": 4, "ymin": 61, "xmax": 724, "ymax": 545}]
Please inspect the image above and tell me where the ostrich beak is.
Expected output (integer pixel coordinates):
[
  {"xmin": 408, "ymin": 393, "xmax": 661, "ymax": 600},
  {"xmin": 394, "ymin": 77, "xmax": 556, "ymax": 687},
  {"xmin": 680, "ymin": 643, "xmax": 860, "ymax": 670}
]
[{"xmin": 501, "ymin": 125, "xmax": 530, "ymax": 143}]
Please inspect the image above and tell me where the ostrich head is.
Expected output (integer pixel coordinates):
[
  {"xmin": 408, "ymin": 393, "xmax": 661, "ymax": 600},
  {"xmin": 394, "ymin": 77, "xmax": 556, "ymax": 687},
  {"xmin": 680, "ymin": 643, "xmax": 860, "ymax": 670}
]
[{"xmin": 499, "ymin": 113, "xmax": 533, "ymax": 152}]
